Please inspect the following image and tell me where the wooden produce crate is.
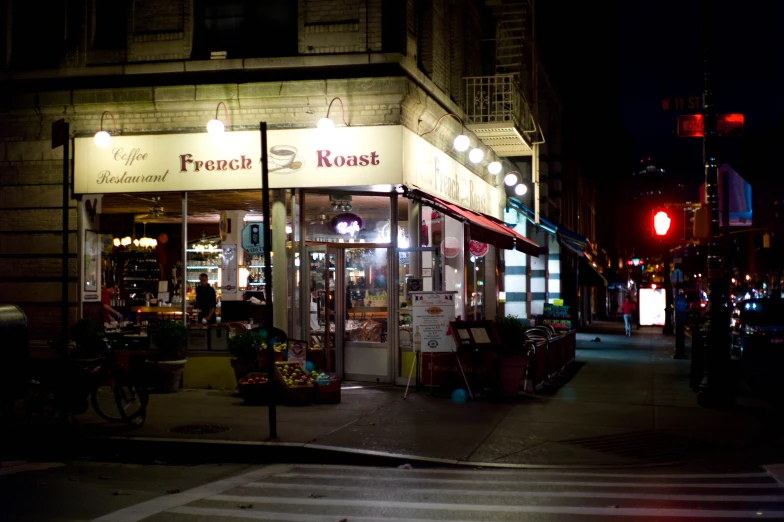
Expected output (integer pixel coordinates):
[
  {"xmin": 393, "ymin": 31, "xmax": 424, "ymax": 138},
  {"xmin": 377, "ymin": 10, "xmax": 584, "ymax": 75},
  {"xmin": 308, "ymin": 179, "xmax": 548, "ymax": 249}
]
[
  {"xmin": 314, "ymin": 378, "xmax": 341, "ymax": 404},
  {"xmin": 237, "ymin": 372, "xmax": 270, "ymax": 405},
  {"xmin": 274, "ymin": 361, "xmax": 314, "ymax": 404}
]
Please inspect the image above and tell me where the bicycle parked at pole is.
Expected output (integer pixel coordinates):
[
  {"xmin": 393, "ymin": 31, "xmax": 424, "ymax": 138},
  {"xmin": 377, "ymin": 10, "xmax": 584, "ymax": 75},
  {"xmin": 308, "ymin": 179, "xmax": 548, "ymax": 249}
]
[{"xmin": 23, "ymin": 336, "xmax": 148, "ymax": 427}]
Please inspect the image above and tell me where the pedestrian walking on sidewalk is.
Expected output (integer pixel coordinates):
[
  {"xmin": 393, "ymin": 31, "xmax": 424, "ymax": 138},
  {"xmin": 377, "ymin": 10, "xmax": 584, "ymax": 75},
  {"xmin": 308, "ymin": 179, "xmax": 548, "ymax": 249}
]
[{"xmin": 620, "ymin": 295, "xmax": 636, "ymax": 337}]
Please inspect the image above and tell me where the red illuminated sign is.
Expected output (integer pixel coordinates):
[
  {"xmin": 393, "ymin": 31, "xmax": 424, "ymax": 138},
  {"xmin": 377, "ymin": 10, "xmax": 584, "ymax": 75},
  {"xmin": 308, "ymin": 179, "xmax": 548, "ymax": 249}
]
[{"xmin": 677, "ymin": 114, "xmax": 744, "ymax": 137}]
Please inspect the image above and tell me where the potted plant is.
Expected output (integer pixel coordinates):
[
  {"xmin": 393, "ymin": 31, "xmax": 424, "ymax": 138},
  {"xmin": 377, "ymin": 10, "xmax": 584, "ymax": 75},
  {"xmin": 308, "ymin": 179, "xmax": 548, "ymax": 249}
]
[
  {"xmin": 147, "ymin": 320, "xmax": 188, "ymax": 393},
  {"xmin": 228, "ymin": 330, "xmax": 262, "ymax": 382},
  {"xmin": 493, "ymin": 315, "xmax": 531, "ymax": 397},
  {"xmin": 69, "ymin": 318, "xmax": 107, "ymax": 360}
]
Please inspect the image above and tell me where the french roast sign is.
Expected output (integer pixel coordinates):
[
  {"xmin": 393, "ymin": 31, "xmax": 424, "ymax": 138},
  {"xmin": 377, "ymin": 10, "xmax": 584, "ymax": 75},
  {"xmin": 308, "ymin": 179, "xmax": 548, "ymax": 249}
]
[{"xmin": 73, "ymin": 127, "xmax": 402, "ymax": 194}]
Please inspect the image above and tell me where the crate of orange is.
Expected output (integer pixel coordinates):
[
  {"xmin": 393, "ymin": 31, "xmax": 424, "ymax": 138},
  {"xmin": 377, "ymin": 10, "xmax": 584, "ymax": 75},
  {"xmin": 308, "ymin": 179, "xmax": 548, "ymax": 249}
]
[{"xmin": 274, "ymin": 362, "xmax": 314, "ymax": 404}]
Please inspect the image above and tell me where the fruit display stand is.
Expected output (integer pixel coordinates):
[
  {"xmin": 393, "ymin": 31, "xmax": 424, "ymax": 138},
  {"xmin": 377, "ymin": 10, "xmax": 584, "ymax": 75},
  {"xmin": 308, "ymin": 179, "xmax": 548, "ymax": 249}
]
[
  {"xmin": 307, "ymin": 344, "xmax": 325, "ymax": 370},
  {"xmin": 258, "ymin": 342, "xmax": 286, "ymax": 368},
  {"xmin": 237, "ymin": 372, "xmax": 270, "ymax": 404},
  {"xmin": 274, "ymin": 361, "xmax": 314, "ymax": 404}
]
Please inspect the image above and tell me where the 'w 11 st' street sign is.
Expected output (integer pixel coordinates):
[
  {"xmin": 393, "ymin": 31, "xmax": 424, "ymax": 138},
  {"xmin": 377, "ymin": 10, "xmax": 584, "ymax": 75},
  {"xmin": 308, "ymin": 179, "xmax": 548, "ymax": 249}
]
[{"xmin": 677, "ymin": 114, "xmax": 744, "ymax": 137}]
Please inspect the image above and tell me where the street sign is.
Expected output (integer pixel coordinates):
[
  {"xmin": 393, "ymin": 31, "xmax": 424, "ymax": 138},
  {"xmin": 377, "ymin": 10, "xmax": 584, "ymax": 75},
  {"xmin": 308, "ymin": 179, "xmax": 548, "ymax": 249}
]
[
  {"xmin": 241, "ymin": 223, "xmax": 264, "ymax": 255},
  {"xmin": 677, "ymin": 114, "xmax": 744, "ymax": 137},
  {"xmin": 661, "ymin": 95, "xmax": 703, "ymax": 112}
]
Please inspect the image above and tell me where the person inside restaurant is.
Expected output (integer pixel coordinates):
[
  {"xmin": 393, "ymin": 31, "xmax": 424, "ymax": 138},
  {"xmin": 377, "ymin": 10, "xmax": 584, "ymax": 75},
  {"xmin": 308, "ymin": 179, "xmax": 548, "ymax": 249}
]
[
  {"xmin": 101, "ymin": 281, "xmax": 123, "ymax": 323},
  {"xmin": 196, "ymin": 273, "xmax": 217, "ymax": 324}
]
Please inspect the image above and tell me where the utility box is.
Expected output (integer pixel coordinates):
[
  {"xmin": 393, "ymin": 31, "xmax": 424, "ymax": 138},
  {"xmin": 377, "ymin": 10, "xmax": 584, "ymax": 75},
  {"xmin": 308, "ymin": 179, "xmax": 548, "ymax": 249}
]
[
  {"xmin": 187, "ymin": 325, "xmax": 210, "ymax": 351},
  {"xmin": 209, "ymin": 324, "xmax": 230, "ymax": 351}
]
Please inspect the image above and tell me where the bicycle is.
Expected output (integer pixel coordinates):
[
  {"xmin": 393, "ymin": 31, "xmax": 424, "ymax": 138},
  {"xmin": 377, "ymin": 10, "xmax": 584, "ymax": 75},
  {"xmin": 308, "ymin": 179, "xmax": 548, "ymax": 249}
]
[{"xmin": 25, "ymin": 339, "xmax": 148, "ymax": 427}]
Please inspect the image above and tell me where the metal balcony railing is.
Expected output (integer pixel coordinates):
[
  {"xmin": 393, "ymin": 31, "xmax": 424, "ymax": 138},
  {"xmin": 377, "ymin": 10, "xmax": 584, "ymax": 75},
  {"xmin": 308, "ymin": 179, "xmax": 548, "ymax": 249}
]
[{"xmin": 463, "ymin": 74, "xmax": 532, "ymax": 130}]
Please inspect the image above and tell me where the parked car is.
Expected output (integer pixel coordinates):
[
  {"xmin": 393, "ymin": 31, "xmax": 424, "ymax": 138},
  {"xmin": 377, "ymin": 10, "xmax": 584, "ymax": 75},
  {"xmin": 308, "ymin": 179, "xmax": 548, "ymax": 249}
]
[{"xmin": 730, "ymin": 298, "xmax": 784, "ymax": 380}]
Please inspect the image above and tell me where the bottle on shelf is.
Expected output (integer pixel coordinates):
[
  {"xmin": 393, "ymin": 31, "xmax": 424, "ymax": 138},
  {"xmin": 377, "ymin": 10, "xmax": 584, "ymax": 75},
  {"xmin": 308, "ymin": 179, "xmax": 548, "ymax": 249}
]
[{"xmin": 414, "ymin": 326, "xmax": 421, "ymax": 352}]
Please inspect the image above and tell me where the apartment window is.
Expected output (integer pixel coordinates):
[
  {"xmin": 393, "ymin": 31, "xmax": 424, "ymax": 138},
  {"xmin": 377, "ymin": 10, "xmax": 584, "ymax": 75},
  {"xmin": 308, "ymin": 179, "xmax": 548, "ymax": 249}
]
[
  {"xmin": 192, "ymin": 0, "xmax": 296, "ymax": 60},
  {"xmin": 93, "ymin": 0, "xmax": 127, "ymax": 50},
  {"xmin": 10, "ymin": 0, "xmax": 64, "ymax": 69}
]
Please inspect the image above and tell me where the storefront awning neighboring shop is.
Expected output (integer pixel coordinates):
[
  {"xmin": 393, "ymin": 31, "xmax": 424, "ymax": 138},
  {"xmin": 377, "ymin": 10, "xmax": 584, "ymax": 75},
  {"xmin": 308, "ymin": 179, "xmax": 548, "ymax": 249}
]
[
  {"xmin": 406, "ymin": 189, "xmax": 540, "ymax": 256},
  {"xmin": 579, "ymin": 257, "xmax": 608, "ymax": 287}
]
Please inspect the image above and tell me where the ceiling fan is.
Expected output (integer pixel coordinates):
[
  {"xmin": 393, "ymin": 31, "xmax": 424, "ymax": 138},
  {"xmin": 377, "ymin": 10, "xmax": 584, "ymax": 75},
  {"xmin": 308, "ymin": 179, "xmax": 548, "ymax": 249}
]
[{"xmin": 132, "ymin": 196, "xmax": 182, "ymax": 223}]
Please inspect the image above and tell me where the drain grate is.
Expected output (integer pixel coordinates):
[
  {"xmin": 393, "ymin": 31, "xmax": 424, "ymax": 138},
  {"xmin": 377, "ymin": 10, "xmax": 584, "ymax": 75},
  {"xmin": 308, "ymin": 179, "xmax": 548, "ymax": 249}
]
[
  {"xmin": 558, "ymin": 431, "xmax": 720, "ymax": 463},
  {"xmin": 169, "ymin": 424, "xmax": 232, "ymax": 435}
]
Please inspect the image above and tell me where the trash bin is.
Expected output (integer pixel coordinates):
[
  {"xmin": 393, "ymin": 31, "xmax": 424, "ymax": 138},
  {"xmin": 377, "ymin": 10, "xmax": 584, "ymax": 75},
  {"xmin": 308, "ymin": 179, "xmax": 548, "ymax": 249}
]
[{"xmin": 0, "ymin": 304, "xmax": 30, "ymax": 403}]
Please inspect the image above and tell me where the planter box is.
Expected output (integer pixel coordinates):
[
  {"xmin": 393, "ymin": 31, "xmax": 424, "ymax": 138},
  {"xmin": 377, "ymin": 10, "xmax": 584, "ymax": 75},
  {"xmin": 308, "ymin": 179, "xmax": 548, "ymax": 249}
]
[
  {"xmin": 496, "ymin": 355, "xmax": 528, "ymax": 397},
  {"xmin": 314, "ymin": 379, "xmax": 341, "ymax": 404},
  {"xmin": 146, "ymin": 359, "xmax": 186, "ymax": 393}
]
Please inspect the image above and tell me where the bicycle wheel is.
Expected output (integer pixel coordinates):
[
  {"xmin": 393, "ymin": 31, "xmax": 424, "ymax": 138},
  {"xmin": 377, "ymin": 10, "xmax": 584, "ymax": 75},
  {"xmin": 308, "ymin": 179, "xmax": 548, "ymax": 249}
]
[
  {"xmin": 114, "ymin": 381, "xmax": 148, "ymax": 426},
  {"xmin": 91, "ymin": 382, "xmax": 124, "ymax": 422}
]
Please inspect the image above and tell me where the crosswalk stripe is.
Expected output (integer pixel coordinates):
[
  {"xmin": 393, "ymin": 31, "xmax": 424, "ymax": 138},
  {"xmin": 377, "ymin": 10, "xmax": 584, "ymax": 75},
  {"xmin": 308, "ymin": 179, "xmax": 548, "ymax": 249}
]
[
  {"xmin": 242, "ymin": 480, "xmax": 784, "ymax": 502},
  {"xmin": 287, "ymin": 464, "xmax": 772, "ymax": 480},
  {"xmin": 207, "ymin": 494, "xmax": 784, "ymax": 518},
  {"xmin": 274, "ymin": 471, "xmax": 784, "ymax": 489}
]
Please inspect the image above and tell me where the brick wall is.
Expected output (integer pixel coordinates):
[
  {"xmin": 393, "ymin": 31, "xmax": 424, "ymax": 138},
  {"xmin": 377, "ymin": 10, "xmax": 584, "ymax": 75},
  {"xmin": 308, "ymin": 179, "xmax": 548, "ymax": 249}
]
[{"xmin": 299, "ymin": 0, "xmax": 383, "ymax": 54}]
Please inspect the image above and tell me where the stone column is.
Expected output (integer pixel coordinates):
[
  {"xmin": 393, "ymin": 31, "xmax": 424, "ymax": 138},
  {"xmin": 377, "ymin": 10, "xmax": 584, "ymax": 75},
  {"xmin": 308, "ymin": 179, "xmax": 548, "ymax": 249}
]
[{"xmin": 272, "ymin": 191, "xmax": 289, "ymax": 332}]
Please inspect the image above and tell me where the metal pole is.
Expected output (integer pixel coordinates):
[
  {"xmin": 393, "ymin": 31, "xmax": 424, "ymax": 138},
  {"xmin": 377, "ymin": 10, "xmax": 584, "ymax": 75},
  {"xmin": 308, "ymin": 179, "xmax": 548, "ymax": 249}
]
[
  {"xmin": 260, "ymin": 122, "xmax": 277, "ymax": 439},
  {"xmin": 663, "ymin": 249, "xmax": 673, "ymax": 335},
  {"xmin": 61, "ymin": 122, "xmax": 70, "ymax": 347},
  {"xmin": 698, "ymin": 1, "xmax": 732, "ymax": 406},
  {"xmin": 182, "ymin": 192, "xmax": 188, "ymax": 325}
]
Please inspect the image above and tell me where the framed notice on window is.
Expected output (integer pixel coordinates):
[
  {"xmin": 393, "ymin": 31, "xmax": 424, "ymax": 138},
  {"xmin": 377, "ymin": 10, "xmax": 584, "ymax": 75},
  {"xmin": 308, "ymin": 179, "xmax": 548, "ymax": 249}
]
[
  {"xmin": 83, "ymin": 229, "xmax": 100, "ymax": 293},
  {"xmin": 449, "ymin": 320, "xmax": 502, "ymax": 348}
]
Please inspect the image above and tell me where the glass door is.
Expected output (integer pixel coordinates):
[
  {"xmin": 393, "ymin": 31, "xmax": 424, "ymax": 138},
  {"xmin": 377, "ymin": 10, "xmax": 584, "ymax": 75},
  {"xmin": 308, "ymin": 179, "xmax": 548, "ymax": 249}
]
[
  {"xmin": 305, "ymin": 243, "xmax": 337, "ymax": 376},
  {"xmin": 342, "ymin": 246, "xmax": 392, "ymax": 381}
]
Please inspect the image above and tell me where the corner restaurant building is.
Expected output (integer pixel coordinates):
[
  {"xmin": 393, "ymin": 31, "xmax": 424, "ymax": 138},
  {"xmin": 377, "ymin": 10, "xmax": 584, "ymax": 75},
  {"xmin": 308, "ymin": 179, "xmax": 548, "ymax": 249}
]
[{"xmin": 73, "ymin": 124, "xmax": 539, "ymax": 387}]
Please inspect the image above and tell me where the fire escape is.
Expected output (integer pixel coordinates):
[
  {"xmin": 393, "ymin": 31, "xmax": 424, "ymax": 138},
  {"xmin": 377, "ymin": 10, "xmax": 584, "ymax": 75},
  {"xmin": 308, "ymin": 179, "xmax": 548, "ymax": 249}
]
[{"xmin": 463, "ymin": 0, "xmax": 537, "ymax": 157}]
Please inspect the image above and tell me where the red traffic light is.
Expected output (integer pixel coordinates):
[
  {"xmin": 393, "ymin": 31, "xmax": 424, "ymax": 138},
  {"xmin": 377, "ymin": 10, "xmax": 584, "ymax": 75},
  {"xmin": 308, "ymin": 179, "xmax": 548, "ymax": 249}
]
[
  {"xmin": 653, "ymin": 210, "xmax": 672, "ymax": 236},
  {"xmin": 651, "ymin": 207, "xmax": 683, "ymax": 242}
]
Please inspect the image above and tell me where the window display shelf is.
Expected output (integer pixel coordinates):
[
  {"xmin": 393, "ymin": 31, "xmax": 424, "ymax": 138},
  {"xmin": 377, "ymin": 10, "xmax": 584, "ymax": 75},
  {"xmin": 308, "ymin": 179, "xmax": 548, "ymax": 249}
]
[
  {"xmin": 186, "ymin": 248, "xmax": 222, "ymax": 252},
  {"xmin": 187, "ymin": 265, "xmax": 220, "ymax": 269},
  {"xmin": 186, "ymin": 279, "xmax": 219, "ymax": 283}
]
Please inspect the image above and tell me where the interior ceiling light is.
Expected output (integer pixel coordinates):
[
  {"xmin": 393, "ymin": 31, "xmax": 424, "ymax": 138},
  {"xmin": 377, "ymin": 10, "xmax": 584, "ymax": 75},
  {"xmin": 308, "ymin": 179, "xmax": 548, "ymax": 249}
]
[
  {"xmin": 504, "ymin": 172, "xmax": 519, "ymax": 186},
  {"xmin": 207, "ymin": 101, "xmax": 230, "ymax": 135},
  {"xmin": 468, "ymin": 148, "xmax": 484, "ymax": 164},
  {"xmin": 318, "ymin": 97, "xmax": 348, "ymax": 130},
  {"xmin": 515, "ymin": 183, "xmax": 528, "ymax": 196},
  {"xmin": 488, "ymin": 161, "xmax": 502, "ymax": 175},
  {"xmin": 94, "ymin": 111, "xmax": 117, "ymax": 148}
]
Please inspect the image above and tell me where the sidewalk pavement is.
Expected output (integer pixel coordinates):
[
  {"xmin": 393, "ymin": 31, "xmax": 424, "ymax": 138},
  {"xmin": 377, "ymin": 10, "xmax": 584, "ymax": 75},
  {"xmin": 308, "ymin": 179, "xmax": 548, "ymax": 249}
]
[{"xmin": 14, "ymin": 321, "xmax": 784, "ymax": 468}]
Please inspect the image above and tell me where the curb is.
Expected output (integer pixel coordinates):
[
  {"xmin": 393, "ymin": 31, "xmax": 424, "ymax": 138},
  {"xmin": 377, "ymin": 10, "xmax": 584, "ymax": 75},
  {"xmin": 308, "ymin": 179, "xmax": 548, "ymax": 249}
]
[{"xmin": 65, "ymin": 434, "xmax": 688, "ymax": 470}]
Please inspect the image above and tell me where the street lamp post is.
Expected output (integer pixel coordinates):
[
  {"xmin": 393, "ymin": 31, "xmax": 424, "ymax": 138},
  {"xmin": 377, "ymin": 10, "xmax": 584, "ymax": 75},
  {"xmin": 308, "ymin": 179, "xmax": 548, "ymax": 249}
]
[
  {"xmin": 260, "ymin": 121, "xmax": 278, "ymax": 438},
  {"xmin": 697, "ymin": 7, "xmax": 732, "ymax": 406}
]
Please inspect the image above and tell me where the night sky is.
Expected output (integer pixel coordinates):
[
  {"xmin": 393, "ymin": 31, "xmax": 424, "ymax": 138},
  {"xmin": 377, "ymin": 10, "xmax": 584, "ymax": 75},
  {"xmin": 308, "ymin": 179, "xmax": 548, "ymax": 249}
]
[{"xmin": 538, "ymin": 0, "xmax": 784, "ymax": 248}]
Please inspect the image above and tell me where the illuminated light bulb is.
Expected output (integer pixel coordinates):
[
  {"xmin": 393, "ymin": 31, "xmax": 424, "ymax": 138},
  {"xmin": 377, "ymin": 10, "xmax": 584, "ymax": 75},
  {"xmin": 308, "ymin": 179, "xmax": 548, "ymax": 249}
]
[
  {"xmin": 488, "ymin": 161, "xmax": 502, "ymax": 175},
  {"xmin": 285, "ymin": 225, "xmax": 293, "ymax": 234},
  {"xmin": 113, "ymin": 238, "xmax": 120, "ymax": 247},
  {"xmin": 514, "ymin": 183, "xmax": 527, "ymax": 196},
  {"xmin": 121, "ymin": 237, "xmax": 131, "ymax": 246},
  {"xmin": 504, "ymin": 172, "xmax": 518, "ymax": 186},
  {"xmin": 206, "ymin": 119, "xmax": 225, "ymax": 135},
  {"xmin": 133, "ymin": 239, "xmax": 140, "ymax": 247},
  {"xmin": 468, "ymin": 148, "xmax": 484, "ymax": 164},
  {"xmin": 94, "ymin": 131, "xmax": 111, "ymax": 148},
  {"xmin": 317, "ymin": 117, "xmax": 335, "ymax": 130},
  {"xmin": 453, "ymin": 134, "xmax": 470, "ymax": 152}
]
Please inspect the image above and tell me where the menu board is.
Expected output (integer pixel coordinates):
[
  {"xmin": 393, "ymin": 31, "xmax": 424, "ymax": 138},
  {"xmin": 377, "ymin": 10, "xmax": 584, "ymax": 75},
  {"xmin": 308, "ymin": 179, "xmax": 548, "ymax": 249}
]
[{"xmin": 410, "ymin": 291, "xmax": 457, "ymax": 353}]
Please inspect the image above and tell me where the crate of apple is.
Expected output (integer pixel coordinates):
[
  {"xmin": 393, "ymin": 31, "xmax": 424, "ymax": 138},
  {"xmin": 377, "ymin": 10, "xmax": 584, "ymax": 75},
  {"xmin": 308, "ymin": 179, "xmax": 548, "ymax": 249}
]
[
  {"xmin": 237, "ymin": 372, "xmax": 270, "ymax": 404},
  {"xmin": 275, "ymin": 362, "xmax": 314, "ymax": 388}
]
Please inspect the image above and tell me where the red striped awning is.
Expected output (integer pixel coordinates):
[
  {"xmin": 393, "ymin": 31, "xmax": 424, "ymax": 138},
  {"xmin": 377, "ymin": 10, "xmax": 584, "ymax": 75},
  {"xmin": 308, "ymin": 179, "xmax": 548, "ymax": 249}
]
[{"xmin": 407, "ymin": 189, "xmax": 540, "ymax": 257}]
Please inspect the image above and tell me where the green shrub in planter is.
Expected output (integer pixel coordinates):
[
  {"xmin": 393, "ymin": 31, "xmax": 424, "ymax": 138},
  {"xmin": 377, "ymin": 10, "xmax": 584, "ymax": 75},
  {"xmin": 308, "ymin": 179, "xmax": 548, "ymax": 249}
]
[
  {"xmin": 149, "ymin": 321, "xmax": 187, "ymax": 361},
  {"xmin": 494, "ymin": 315, "xmax": 529, "ymax": 355},
  {"xmin": 228, "ymin": 330, "xmax": 263, "ymax": 362},
  {"xmin": 70, "ymin": 318, "xmax": 107, "ymax": 359}
]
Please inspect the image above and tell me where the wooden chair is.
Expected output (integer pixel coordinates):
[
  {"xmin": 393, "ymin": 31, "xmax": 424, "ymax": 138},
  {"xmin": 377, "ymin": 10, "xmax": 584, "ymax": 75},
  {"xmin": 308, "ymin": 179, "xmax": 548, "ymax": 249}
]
[{"xmin": 359, "ymin": 320, "xmax": 382, "ymax": 342}]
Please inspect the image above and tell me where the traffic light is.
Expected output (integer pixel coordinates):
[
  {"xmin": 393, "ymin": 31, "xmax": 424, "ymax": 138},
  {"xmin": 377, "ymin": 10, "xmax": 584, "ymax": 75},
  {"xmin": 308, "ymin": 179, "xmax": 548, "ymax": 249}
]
[{"xmin": 651, "ymin": 207, "xmax": 683, "ymax": 242}]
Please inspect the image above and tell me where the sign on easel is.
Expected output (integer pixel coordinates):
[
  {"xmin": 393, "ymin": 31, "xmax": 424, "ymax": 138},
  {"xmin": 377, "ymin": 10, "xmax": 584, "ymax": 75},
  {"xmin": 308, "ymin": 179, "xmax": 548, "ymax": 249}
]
[{"xmin": 409, "ymin": 291, "xmax": 457, "ymax": 353}]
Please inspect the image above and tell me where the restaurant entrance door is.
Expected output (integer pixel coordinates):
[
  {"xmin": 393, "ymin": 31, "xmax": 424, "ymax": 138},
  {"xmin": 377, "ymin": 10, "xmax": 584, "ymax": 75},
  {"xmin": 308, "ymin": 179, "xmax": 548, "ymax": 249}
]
[{"xmin": 306, "ymin": 243, "xmax": 394, "ymax": 383}]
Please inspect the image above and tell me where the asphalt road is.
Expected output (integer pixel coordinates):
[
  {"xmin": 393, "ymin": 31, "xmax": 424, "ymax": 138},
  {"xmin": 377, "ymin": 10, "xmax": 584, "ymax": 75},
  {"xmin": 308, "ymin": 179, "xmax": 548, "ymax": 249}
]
[{"xmin": 4, "ymin": 459, "xmax": 784, "ymax": 521}]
